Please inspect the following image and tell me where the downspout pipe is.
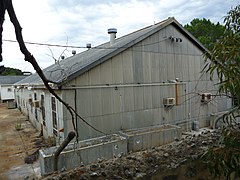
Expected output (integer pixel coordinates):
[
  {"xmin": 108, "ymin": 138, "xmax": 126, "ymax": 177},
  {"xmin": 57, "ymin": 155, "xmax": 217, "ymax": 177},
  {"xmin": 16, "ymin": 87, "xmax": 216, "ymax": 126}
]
[
  {"xmin": 53, "ymin": 131, "xmax": 76, "ymax": 172},
  {"xmin": 74, "ymin": 89, "xmax": 79, "ymax": 142}
]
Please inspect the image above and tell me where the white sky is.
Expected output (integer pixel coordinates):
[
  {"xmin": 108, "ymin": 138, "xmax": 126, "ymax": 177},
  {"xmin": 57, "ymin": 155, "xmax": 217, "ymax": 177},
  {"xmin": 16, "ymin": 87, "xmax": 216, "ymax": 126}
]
[{"xmin": 1, "ymin": 0, "xmax": 239, "ymax": 72}]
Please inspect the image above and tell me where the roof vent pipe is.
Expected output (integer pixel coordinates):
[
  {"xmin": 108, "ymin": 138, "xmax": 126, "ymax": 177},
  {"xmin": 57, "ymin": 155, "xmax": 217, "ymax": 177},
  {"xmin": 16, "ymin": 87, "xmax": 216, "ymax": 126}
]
[
  {"xmin": 108, "ymin": 28, "xmax": 117, "ymax": 46},
  {"xmin": 72, "ymin": 50, "xmax": 76, "ymax": 55},
  {"xmin": 86, "ymin": 43, "xmax": 91, "ymax": 49}
]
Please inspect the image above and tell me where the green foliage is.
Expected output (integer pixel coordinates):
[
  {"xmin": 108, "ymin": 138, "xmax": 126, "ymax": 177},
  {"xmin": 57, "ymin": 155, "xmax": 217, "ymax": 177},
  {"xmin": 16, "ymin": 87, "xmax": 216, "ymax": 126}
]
[
  {"xmin": 202, "ymin": 4, "xmax": 240, "ymax": 179},
  {"xmin": 205, "ymin": 4, "xmax": 240, "ymax": 106},
  {"xmin": 0, "ymin": 67, "xmax": 23, "ymax": 75},
  {"xmin": 202, "ymin": 111, "xmax": 240, "ymax": 178},
  {"xmin": 184, "ymin": 18, "xmax": 226, "ymax": 50}
]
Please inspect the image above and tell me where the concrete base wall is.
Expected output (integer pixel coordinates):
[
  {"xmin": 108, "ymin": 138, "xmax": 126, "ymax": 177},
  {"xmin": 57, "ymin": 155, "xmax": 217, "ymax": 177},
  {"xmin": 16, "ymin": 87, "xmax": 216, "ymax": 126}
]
[
  {"xmin": 120, "ymin": 124, "xmax": 182, "ymax": 152},
  {"xmin": 39, "ymin": 125, "xmax": 182, "ymax": 176},
  {"xmin": 39, "ymin": 134, "xmax": 127, "ymax": 176}
]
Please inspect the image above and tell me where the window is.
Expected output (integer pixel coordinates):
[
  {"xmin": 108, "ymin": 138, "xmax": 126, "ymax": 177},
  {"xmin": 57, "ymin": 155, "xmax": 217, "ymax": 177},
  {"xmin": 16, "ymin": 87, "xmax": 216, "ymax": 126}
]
[
  {"xmin": 51, "ymin": 97, "xmax": 58, "ymax": 136},
  {"xmin": 41, "ymin": 94, "xmax": 46, "ymax": 126},
  {"xmin": 34, "ymin": 93, "xmax": 38, "ymax": 121},
  {"xmin": 7, "ymin": 88, "xmax": 12, "ymax": 92}
]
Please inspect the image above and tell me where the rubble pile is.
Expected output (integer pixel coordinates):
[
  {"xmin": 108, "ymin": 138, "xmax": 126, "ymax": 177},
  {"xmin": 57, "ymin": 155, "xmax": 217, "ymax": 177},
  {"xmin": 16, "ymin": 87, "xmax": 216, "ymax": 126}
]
[{"xmin": 43, "ymin": 128, "xmax": 220, "ymax": 180}]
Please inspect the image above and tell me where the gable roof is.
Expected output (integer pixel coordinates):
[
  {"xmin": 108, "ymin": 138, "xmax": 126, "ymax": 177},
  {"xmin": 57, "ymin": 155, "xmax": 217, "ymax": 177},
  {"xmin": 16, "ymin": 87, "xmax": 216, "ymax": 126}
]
[
  {"xmin": 0, "ymin": 76, "xmax": 27, "ymax": 85},
  {"xmin": 16, "ymin": 17, "xmax": 208, "ymax": 87}
]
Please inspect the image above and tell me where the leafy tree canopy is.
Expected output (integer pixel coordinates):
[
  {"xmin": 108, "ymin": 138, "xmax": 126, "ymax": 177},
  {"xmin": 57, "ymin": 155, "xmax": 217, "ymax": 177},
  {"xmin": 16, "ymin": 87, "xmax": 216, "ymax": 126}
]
[
  {"xmin": 0, "ymin": 66, "xmax": 23, "ymax": 75},
  {"xmin": 184, "ymin": 18, "xmax": 226, "ymax": 50},
  {"xmin": 202, "ymin": 4, "xmax": 240, "ymax": 179}
]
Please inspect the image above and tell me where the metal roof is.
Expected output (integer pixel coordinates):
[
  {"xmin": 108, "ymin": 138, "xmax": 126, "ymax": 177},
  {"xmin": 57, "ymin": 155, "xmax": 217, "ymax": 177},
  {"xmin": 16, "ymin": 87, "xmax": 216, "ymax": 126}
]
[
  {"xmin": 0, "ymin": 76, "xmax": 27, "ymax": 85},
  {"xmin": 16, "ymin": 17, "xmax": 207, "ymax": 87}
]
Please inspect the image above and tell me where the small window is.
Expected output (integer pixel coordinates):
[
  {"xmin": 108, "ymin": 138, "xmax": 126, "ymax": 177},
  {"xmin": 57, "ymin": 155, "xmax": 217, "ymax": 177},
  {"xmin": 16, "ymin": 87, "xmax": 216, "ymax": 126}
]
[
  {"xmin": 34, "ymin": 93, "xmax": 38, "ymax": 121},
  {"xmin": 51, "ymin": 97, "xmax": 58, "ymax": 136},
  {"xmin": 7, "ymin": 88, "xmax": 12, "ymax": 92},
  {"xmin": 41, "ymin": 94, "xmax": 46, "ymax": 126}
]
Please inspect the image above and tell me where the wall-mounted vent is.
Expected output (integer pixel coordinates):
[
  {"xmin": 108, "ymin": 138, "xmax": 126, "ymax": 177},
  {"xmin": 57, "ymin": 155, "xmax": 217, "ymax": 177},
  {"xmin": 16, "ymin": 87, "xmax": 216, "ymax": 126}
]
[
  {"xmin": 163, "ymin": 98, "xmax": 176, "ymax": 106},
  {"xmin": 201, "ymin": 93, "xmax": 212, "ymax": 103}
]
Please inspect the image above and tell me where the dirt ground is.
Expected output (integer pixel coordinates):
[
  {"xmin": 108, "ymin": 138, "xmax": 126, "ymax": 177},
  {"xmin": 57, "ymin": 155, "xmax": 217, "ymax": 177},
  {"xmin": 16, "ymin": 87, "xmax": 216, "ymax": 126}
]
[{"xmin": 0, "ymin": 103, "xmax": 41, "ymax": 180}]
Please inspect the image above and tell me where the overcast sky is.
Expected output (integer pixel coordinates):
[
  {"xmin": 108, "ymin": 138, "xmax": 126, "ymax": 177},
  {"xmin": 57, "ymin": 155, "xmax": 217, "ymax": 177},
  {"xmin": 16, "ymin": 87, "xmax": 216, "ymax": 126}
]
[{"xmin": 1, "ymin": 0, "xmax": 238, "ymax": 72}]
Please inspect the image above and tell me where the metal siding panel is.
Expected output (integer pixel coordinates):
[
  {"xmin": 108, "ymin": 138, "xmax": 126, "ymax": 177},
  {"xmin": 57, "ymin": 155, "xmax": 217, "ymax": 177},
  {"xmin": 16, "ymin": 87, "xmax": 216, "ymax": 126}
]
[
  {"xmin": 151, "ymin": 53, "xmax": 160, "ymax": 83},
  {"xmin": 144, "ymin": 109, "xmax": 153, "ymax": 126},
  {"xmin": 158, "ymin": 28, "xmax": 167, "ymax": 53},
  {"xmin": 89, "ymin": 116, "xmax": 103, "ymax": 138},
  {"xmin": 122, "ymin": 50, "xmax": 134, "ymax": 84},
  {"xmin": 122, "ymin": 112, "xmax": 135, "ymax": 129},
  {"xmin": 159, "ymin": 54, "xmax": 167, "ymax": 82},
  {"xmin": 165, "ymin": 26, "xmax": 174, "ymax": 54},
  {"xmin": 100, "ymin": 60, "xmax": 113, "ymax": 84},
  {"xmin": 78, "ymin": 117, "xmax": 91, "ymax": 140},
  {"xmin": 143, "ymin": 33, "xmax": 159, "ymax": 53},
  {"xmin": 101, "ymin": 114, "xmax": 121, "ymax": 133},
  {"xmin": 174, "ymin": 54, "xmax": 183, "ymax": 81},
  {"xmin": 180, "ymin": 36, "xmax": 189, "ymax": 54},
  {"xmin": 74, "ymin": 72, "xmax": 89, "ymax": 86},
  {"xmin": 133, "ymin": 87, "xmax": 144, "ymax": 111},
  {"xmin": 143, "ymin": 86, "xmax": 152, "ymax": 109},
  {"xmin": 123, "ymin": 87, "xmax": 134, "ymax": 112},
  {"xmin": 143, "ymin": 53, "xmax": 151, "ymax": 83},
  {"xmin": 173, "ymin": 27, "xmax": 183, "ymax": 55},
  {"xmin": 134, "ymin": 110, "xmax": 145, "ymax": 128},
  {"xmin": 77, "ymin": 89, "xmax": 92, "ymax": 118},
  {"xmin": 89, "ymin": 66, "xmax": 101, "ymax": 85},
  {"xmin": 91, "ymin": 88, "xmax": 102, "ymax": 116},
  {"xmin": 194, "ymin": 56, "xmax": 201, "ymax": 80},
  {"xmin": 101, "ymin": 88, "xmax": 113, "ymax": 115},
  {"xmin": 112, "ymin": 89, "xmax": 121, "ymax": 113},
  {"xmin": 133, "ymin": 44, "xmax": 143, "ymax": 83},
  {"xmin": 152, "ymin": 86, "xmax": 160, "ymax": 108},
  {"xmin": 187, "ymin": 41, "xmax": 194, "ymax": 55},
  {"xmin": 111, "ymin": 54, "xmax": 123, "ymax": 84},
  {"xmin": 182, "ymin": 55, "xmax": 190, "ymax": 81},
  {"xmin": 166, "ymin": 54, "xmax": 175, "ymax": 81},
  {"xmin": 188, "ymin": 56, "xmax": 195, "ymax": 81},
  {"xmin": 152, "ymin": 108, "xmax": 161, "ymax": 125}
]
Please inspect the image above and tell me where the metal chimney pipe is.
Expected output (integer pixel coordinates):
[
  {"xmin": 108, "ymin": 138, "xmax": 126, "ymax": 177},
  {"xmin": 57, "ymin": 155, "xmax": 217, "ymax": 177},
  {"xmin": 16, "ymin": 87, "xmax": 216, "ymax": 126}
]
[{"xmin": 108, "ymin": 28, "xmax": 117, "ymax": 46}]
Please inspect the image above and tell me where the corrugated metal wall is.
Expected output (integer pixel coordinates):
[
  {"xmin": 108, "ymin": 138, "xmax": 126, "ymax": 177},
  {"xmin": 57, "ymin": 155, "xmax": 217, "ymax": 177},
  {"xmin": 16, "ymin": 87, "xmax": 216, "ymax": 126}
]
[
  {"xmin": 15, "ymin": 23, "xmax": 231, "ymax": 142},
  {"xmin": 65, "ymin": 24, "xmax": 230, "ymax": 140},
  {"xmin": 73, "ymin": 83, "xmax": 187, "ymax": 140}
]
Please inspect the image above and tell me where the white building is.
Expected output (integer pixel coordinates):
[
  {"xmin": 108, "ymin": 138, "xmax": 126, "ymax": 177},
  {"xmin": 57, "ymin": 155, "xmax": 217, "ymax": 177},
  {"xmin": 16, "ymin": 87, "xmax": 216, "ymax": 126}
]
[{"xmin": 0, "ymin": 76, "xmax": 26, "ymax": 102}]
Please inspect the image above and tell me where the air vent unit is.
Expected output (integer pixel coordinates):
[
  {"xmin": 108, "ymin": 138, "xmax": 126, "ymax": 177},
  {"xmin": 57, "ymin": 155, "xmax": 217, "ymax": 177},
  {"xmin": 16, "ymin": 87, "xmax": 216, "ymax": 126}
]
[
  {"xmin": 201, "ymin": 93, "xmax": 212, "ymax": 103},
  {"xmin": 163, "ymin": 98, "xmax": 176, "ymax": 106}
]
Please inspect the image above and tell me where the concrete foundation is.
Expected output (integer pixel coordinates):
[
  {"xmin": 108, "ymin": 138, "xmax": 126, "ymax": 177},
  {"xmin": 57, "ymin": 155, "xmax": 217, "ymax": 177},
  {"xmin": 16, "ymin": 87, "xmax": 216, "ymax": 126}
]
[
  {"xmin": 120, "ymin": 124, "xmax": 182, "ymax": 152},
  {"xmin": 39, "ymin": 125, "xmax": 182, "ymax": 176},
  {"xmin": 39, "ymin": 134, "xmax": 127, "ymax": 176}
]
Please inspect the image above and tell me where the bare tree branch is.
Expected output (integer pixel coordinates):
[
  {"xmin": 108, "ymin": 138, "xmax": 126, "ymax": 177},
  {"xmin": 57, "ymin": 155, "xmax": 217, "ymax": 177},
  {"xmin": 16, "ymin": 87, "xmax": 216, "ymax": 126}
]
[{"xmin": 1, "ymin": 0, "xmax": 106, "ymax": 140}]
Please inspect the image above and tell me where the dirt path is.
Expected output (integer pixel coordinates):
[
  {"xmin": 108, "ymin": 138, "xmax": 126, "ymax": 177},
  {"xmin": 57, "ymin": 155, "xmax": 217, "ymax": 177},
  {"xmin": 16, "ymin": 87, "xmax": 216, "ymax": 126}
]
[{"xmin": 0, "ymin": 103, "xmax": 41, "ymax": 179}]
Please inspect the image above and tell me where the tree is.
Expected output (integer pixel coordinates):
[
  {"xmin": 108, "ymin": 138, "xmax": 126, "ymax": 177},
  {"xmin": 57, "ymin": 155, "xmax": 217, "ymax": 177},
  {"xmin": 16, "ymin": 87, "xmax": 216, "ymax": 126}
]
[
  {"xmin": 184, "ymin": 18, "xmax": 226, "ymax": 50},
  {"xmin": 202, "ymin": 4, "xmax": 240, "ymax": 179},
  {"xmin": 0, "ymin": 67, "xmax": 23, "ymax": 75}
]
